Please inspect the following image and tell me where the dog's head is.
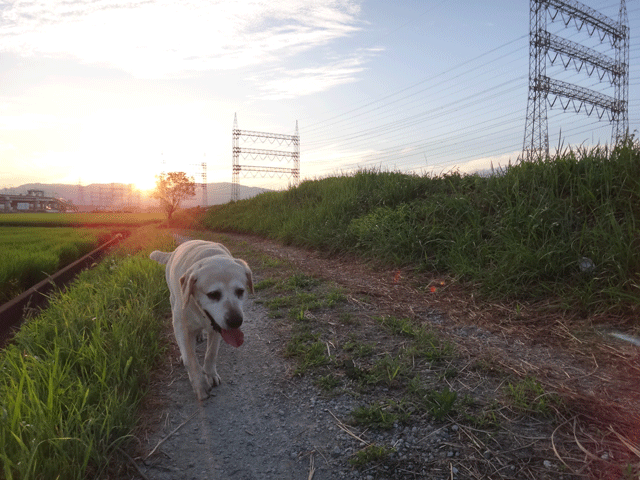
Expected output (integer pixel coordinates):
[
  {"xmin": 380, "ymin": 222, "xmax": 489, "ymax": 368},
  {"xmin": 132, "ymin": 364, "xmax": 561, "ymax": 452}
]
[{"xmin": 179, "ymin": 256, "xmax": 253, "ymax": 347}]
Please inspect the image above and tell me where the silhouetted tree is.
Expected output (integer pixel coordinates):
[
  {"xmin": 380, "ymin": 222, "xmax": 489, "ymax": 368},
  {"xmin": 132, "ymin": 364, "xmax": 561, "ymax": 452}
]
[{"xmin": 152, "ymin": 172, "xmax": 196, "ymax": 220}]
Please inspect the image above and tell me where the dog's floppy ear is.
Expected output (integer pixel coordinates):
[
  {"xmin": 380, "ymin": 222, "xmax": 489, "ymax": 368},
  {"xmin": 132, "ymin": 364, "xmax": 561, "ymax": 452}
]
[
  {"xmin": 179, "ymin": 271, "xmax": 197, "ymax": 308},
  {"xmin": 235, "ymin": 259, "xmax": 254, "ymax": 294}
]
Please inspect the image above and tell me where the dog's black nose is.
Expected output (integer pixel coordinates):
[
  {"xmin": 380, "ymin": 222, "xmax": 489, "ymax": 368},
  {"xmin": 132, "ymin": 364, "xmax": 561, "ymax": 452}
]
[{"xmin": 225, "ymin": 311, "xmax": 243, "ymax": 329}]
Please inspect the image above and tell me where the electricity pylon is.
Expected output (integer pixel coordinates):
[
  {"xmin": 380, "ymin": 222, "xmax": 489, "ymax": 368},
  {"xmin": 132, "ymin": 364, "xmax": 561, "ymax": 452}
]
[
  {"xmin": 232, "ymin": 113, "xmax": 300, "ymax": 202},
  {"xmin": 522, "ymin": 0, "xmax": 629, "ymax": 160}
]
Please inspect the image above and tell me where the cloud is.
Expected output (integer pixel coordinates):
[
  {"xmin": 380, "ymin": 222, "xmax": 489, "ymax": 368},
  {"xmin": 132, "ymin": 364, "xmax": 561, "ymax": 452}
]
[
  {"xmin": 250, "ymin": 48, "xmax": 382, "ymax": 99},
  {"xmin": 0, "ymin": 0, "xmax": 365, "ymax": 78}
]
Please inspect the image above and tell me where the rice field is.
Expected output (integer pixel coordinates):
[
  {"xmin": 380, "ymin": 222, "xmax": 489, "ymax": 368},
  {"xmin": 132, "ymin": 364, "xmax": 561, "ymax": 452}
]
[
  {"xmin": 0, "ymin": 212, "xmax": 166, "ymax": 304},
  {"xmin": 0, "ymin": 212, "xmax": 164, "ymax": 227},
  {"xmin": 0, "ymin": 226, "xmax": 111, "ymax": 304}
]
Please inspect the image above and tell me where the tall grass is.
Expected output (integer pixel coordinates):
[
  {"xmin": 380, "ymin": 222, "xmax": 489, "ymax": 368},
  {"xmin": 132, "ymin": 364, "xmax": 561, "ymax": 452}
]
[
  {"xmin": 204, "ymin": 139, "xmax": 640, "ymax": 312},
  {"xmin": 0, "ymin": 227, "xmax": 174, "ymax": 479}
]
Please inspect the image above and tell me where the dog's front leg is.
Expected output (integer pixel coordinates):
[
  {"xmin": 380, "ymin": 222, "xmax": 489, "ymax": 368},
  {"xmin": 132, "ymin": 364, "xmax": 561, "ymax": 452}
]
[
  {"xmin": 203, "ymin": 330, "xmax": 222, "ymax": 387},
  {"xmin": 173, "ymin": 312, "xmax": 212, "ymax": 400}
]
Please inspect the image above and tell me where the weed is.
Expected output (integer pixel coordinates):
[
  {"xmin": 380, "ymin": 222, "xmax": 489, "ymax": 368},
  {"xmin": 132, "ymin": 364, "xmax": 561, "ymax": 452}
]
[
  {"xmin": 315, "ymin": 374, "xmax": 341, "ymax": 392},
  {"xmin": 377, "ymin": 316, "xmax": 417, "ymax": 337},
  {"xmin": 351, "ymin": 400, "xmax": 410, "ymax": 430},
  {"xmin": 364, "ymin": 354, "xmax": 412, "ymax": 387},
  {"xmin": 408, "ymin": 330, "xmax": 455, "ymax": 361},
  {"xmin": 439, "ymin": 367, "xmax": 459, "ymax": 380},
  {"xmin": 407, "ymin": 378, "xmax": 458, "ymax": 420},
  {"xmin": 349, "ymin": 444, "xmax": 396, "ymax": 467},
  {"xmin": 343, "ymin": 340, "xmax": 374, "ymax": 358},
  {"xmin": 504, "ymin": 377, "xmax": 559, "ymax": 417},
  {"xmin": 254, "ymin": 278, "xmax": 277, "ymax": 291},
  {"xmin": 282, "ymin": 273, "xmax": 320, "ymax": 291},
  {"xmin": 325, "ymin": 287, "xmax": 347, "ymax": 307},
  {"xmin": 262, "ymin": 296, "xmax": 293, "ymax": 318},
  {"xmin": 463, "ymin": 405, "xmax": 501, "ymax": 430},
  {"xmin": 284, "ymin": 331, "xmax": 330, "ymax": 374},
  {"xmin": 424, "ymin": 387, "xmax": 458, "ymax": 420},
  {"xmin": 260, "ymin": 255, "xmax": 285, "ymax": 269}
]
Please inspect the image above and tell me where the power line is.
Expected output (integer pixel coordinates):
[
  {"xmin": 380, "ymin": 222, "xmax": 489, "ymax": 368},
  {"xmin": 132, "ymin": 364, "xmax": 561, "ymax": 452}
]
[
  {"xmin": 295, "ymin": 1, "xmax": 637, "ymax": 180},
  {"xmin": 301, "ymin": 34, "xmax": 529, "ymax": 133}
]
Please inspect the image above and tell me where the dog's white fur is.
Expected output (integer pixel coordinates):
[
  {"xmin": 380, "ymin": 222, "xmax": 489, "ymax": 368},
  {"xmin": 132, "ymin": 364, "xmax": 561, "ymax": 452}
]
[{"xmin": 150, "ymin": 240, "xmax": 253, "ymax": 400}]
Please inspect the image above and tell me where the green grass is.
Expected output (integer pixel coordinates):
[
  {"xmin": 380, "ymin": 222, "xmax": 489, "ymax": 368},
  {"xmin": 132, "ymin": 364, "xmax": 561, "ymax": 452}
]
[
  {"xmin": 0, "ymin": 226, "xmax": 112, "ymax": 303},
  {"xmin": 203, "ymin": 139, "xmax": 640, "ymax": 313},
  {"xmin": 376, "ymin": 316, "xmax": 455, "ymax": 360},
  {"xmin": 284, "ymin": 331, "xmax": 331, "ymax": 375},
  {"xmin": 351, "ymin": 400, "xmax": 410, "ymax": 430},
  {"xmin": 349, "ymin": 444, "xmax": 396, "ymax": 467},
  {"xmin": 0, "ymin": 228, "xmax": 174, "ymax": 480},
  {"xmin": 504, "ymin": 377, "xmax": 561, "ymax": 417}
]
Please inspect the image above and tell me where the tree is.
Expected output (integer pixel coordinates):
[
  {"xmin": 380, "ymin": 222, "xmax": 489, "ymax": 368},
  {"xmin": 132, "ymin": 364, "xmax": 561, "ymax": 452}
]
[{"xmin": 152, "ymin": 172, "xmax": 196, "ymax": 220}]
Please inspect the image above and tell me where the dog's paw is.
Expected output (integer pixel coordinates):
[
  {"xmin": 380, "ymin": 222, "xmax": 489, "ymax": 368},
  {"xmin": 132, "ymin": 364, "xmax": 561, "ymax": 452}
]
[
  {"xmin": 192, "ymin": 376, "xmax": 212, "ymax": 400},
  {"xmin": 204, "ymin": 369, "xmax": 222, "ymax": 388}
]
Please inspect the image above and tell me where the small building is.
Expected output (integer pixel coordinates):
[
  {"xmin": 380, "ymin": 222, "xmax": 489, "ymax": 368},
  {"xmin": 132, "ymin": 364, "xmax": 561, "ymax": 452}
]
[{"xmin": 0, "ymin": 190, "xmax": 76, "ymax": 213}]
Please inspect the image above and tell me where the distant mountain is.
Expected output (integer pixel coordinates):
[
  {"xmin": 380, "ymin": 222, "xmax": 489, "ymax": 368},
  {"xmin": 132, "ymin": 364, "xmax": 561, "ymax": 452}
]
[{"xmin": 2, "ymin": 182, "xmax": 271, "ymax": 211}]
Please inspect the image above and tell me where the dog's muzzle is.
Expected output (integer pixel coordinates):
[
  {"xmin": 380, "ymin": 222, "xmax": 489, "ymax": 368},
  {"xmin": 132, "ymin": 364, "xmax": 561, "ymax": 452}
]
[
  {"xmin": 225, "ymin": 309, "xmax": 243, "ymax": 330},
  {"xmin": 204, "ymin": 310, "xmax": 222, "ymax": 333},
  {"xmin": 203, "ymin": 309, "xmax": 243, "ymax": 331},
  {"xmin": 202, "ymin": 307, "xmax": 245, "ymax": 348}
]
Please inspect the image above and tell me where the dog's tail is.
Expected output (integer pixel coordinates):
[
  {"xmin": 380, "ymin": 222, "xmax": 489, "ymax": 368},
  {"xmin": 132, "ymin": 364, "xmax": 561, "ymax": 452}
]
[{"xmin": 149, "ymin": 250, "xmax": 171, "ymax": 265}]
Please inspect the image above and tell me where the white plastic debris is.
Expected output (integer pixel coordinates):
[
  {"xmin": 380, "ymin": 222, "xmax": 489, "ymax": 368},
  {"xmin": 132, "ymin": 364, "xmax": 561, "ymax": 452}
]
[
  {"xmin": 579, "ymin": 257, "xmax": 595, "ymax": 273},
  {"xmin": 609, "ymin": 332, "xmax": 640, "ymax": 347}
]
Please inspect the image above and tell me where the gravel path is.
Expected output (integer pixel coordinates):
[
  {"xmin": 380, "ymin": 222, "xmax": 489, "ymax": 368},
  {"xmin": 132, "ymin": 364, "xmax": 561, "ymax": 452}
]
[{"xmin": 139, "ymin": 298, "xmax": 361, "ymax": 480}]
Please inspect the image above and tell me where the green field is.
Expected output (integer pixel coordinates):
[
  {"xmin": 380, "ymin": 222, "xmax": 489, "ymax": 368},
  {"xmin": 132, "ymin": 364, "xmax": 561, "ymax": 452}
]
[
  {"xmin": 0, "ymin": 227, "xmax": 114, "ymax": 304},
  {"xmin": 0, "ymin": 212, "xmax": 164, "ymax": 227}
]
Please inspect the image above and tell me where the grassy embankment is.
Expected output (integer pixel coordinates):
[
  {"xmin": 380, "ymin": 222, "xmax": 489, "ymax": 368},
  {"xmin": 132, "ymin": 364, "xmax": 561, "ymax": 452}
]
[
  {"xmin": 0, "ymin": 226, "xmax": 174, "ymax": 480},
  {"xmin": 204, "ymin": 140, "xmax": 640, "ymax": 314}
]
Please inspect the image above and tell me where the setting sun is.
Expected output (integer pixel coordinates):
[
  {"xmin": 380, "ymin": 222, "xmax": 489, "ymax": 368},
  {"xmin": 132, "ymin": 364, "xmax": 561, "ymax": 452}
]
[{"xmin": 131, "ymin": 176, "xmax": 157, "ymax": 194}]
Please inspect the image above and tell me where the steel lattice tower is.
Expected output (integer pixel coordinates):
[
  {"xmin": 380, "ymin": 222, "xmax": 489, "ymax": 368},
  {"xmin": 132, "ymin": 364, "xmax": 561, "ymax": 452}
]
[
  {"xmin": 522, "ymin": 0, "xmax": 629, "ymax": 161},
  {"xmin": 231, "ymin": 113, "xmax": 300, "ymax": 202}
]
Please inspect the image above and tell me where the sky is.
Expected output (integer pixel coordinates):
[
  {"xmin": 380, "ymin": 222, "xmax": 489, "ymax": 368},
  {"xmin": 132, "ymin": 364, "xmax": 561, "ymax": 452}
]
[{"xmin": 1, "ymin": 0, "xmax": 638, "ymax": 198}]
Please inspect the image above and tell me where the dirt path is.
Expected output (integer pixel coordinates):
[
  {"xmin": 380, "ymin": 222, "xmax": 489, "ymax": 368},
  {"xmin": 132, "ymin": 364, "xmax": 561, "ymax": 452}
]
[{"xmin": 127, "ymin": 232, "xmax": 640, "ymax": 480}]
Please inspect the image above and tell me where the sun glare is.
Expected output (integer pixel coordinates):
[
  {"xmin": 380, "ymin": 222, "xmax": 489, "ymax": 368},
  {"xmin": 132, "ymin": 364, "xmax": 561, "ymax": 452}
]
[{"xmin": 132, "ymin": 176, "xmax": 157, "ymax": 193}]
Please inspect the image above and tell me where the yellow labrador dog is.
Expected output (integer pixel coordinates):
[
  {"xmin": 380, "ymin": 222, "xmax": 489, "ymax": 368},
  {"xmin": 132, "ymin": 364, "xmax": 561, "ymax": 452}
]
[{"xmin": 150, "ymin": 240, "xmax": 253, "ymax": 400}]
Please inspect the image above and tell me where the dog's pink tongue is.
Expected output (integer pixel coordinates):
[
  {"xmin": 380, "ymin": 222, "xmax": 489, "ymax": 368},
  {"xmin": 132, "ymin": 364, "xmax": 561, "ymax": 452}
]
[{"xmin": 221, "ymin": 328, "xmax": 244, "ymax": 348}]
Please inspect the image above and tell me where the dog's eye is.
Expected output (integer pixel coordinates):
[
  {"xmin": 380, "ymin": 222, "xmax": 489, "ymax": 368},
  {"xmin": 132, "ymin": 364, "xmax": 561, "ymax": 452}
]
[
  {"xmin": 235, "ymin": 288, "xmax": 245, "ymax": 298},
  {"xmin": 207, "ymin": 291, "xmax": 222, "ymax": 302}
]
